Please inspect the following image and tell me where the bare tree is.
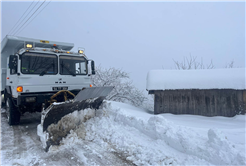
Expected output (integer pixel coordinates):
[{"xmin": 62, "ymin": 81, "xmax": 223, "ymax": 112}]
[
  {"xmin": 173, "ymin": 55, "xmax": 215, "ymax": 70},
  {"xmin": 91, "ymin": 65, "xmax": 147, "ymax": 107},
  {"xmin": 225, "ymin": 60, "xmax": 234, "ymax": 68}
]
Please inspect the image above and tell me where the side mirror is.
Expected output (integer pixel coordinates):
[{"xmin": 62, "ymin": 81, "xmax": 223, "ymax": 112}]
[
  {"xmin": 91, "ymin": 61, "xmax": 95, "ymax": 75},
  {"xmin": 9, "ymin": 55, "xmax": 18, "ymax": 75}
]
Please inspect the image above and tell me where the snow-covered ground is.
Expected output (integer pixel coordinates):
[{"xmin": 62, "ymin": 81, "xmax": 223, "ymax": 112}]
[{"xmin": 1, "ymin": 101, "xmax": 246, "ymax": 165}]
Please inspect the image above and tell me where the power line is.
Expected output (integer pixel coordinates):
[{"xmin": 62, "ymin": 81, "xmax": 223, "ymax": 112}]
[
  {"xmin": 16, "ymin": 0, "xmax": 52, "ymax": 36},
  {"xmin": 11, "ymin": 0, "xmax": 41, "ymax": 35},
  {"xmin": 13, "ymin": 0, "xmax": 40, "ymax": 35},
  {"xmin": 13, "ymin": 0, "xmax": 47, "ymax": 36},
  {"xmin": 8, "ymin": 0, "xmax": 35, "ymax": 35}
]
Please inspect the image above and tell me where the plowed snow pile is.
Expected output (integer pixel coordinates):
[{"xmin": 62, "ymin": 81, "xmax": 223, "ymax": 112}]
[{"xmin": 45, "ymin": 101, "xmax": 245, "ymax": 165}]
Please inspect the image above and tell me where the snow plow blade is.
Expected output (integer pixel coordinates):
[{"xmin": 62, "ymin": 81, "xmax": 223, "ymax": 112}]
[
  {"xmin": 38, "ymin": 86, "xmax": 113, "ymax": 151},
  {"xmin": 42, "ymin": 86, "xmax": 114, "ymax": 132}
]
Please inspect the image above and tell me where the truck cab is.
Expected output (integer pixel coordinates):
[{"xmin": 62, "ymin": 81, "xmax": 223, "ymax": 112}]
[{"xmin": 1, "ymin": 35, "xmax": 95, "ymax": 125}]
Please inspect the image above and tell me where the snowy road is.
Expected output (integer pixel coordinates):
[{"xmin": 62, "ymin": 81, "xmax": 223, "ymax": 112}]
[
  {"xmin": 1, "ymin": 108, "xmax": 134, "ymax": 166},
  {"xmin": 1, "ymin": 101, "xmax": 245, "ymax": 166}
]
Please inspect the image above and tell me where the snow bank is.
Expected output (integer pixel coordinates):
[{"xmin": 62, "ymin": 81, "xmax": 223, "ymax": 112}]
[
  {"xmin": 55, "ymin": 101, "xmax": 245, "ymax": 165},
  {"xmin": 146, "ymin": 68, "xmax": 246, "ymax": 90},
  {"xmin": 37, "ymin": 108, "xmax": 96, "ymax": 151}
]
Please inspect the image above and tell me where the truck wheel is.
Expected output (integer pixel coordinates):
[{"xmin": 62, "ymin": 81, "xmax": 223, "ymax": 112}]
[
  {"xmin": 6, "ymin": 98, "xmax": 21, "ymax": 125},
  {"xmin": 1, "ymin": 94, "xmax": 6, "ymax": 108}
]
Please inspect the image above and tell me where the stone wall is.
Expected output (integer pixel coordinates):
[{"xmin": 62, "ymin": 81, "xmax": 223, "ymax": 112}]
[{"xmin": 149, "ymin": 89, "xmax": 246, "ymax": 117}]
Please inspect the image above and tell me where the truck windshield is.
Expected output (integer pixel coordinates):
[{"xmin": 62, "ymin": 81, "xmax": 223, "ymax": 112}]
[
  {"xmin": 59, "ymin": 55, "xmax": 87, "ymax": 75},
  {"xmin": 21, "ymin": 52, "xmax": 58, "ymax": 75}
]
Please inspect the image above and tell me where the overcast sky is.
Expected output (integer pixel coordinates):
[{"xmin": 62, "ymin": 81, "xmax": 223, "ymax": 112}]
[{"xmin": 1, "ymin": 1, "xmax": 245, "ymax": 92}]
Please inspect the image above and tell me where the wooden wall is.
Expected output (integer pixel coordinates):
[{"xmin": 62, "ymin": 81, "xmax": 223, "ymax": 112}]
[{"xmin": 149, "ymin": 89, "xmax": 246, "ymax": 117}]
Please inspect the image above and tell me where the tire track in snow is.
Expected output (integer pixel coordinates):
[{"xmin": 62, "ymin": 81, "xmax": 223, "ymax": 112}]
[
  {"xmin": 74, "ymin": 141, "xmax": 135, "ymax": 166},
  {"xmin": 1, "ymin": 110, "xmax": 16, "ymax": 165},
  {"xmin": 12, "ymin": 125, "xmax": 28, "ymax": 163},
  {"xmin": 1, "ymin": 108, "xmax": 135, "ymax": 166}
]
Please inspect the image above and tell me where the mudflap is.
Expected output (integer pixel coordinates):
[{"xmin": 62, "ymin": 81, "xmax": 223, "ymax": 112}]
[{"xmin": 38, "ymin": 86, "xmax": 114, "ymax": 151}]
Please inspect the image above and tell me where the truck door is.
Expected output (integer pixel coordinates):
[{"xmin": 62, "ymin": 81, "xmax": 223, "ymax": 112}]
[{"xmin": 7, "ymin": 55, "xmax": 19, "ymax": 94}]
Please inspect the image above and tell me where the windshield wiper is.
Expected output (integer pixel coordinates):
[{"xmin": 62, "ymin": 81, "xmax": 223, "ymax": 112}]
[
  {"xmin": 61, "ymin": 64, "xmax": 76, "ymax": 76},
  {"xmin": 40, "ymin": 64, "xmax": 54, "ymax": 76}
]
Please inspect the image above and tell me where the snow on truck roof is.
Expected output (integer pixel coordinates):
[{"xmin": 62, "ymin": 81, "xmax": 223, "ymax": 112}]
[
  {"xmin": 146, "ymin": 68, "xmax": 246, "ymax": 91},
  {"xmin": 1, "ymin": 35, "xmax": 74, "ymax": 53}
]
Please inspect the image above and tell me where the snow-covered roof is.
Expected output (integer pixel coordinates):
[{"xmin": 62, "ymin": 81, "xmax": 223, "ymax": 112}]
[{"xmin": 146, "ymin": 68, "xmax": 246, "ymax": 91}]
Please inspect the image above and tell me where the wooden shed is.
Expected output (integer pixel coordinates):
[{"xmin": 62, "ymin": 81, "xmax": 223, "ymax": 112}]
[{"xmin": 146, "ymin": 68, "xmax": 246, "ymax": 117}]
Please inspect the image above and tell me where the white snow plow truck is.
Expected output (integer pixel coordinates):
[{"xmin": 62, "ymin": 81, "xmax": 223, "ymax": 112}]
[{"xmin": 1, "ymin": 36, "xmax": 113, "ymax": 150}]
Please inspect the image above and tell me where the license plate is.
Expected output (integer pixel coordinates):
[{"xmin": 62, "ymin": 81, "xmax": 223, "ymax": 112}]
[{"xmin": 52, "ymin": 87, "xmax": 68, "ymax": 91}]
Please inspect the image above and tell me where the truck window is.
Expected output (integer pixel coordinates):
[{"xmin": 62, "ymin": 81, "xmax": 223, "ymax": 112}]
[
  {"xmin": 9, "ymin": 55, "xmax": 18, "ymax": 75},
  {"xmin": 21, "ymin": 52, "xmax": 58, "ymax": 75},
  {"xmin": 59, "ymin": 55, "xmax": 87, "ymax": 75}
]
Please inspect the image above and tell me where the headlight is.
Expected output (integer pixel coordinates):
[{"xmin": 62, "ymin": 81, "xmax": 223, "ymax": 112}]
[
  {"xmin": 78, "ymin": 50, "xmax": 84, "ymax": 54},
  {"xmin": 26, "ymin": 44, "xmax": 32, "ymax": 48}
]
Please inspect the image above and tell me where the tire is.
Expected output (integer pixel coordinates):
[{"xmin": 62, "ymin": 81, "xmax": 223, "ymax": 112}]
[
  {"xmin": 6, "ymin": 98, "xmax": 21, "ymax": 125},
  {"xmin": 1, "ymin": 92, "xmax": 6, "ymax": 108}
]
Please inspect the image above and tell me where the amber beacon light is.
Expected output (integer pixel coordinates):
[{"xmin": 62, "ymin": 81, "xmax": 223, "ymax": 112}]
[{"xmin": 17, "ymin": 86, "xmax": 23, "ymax": 92}]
